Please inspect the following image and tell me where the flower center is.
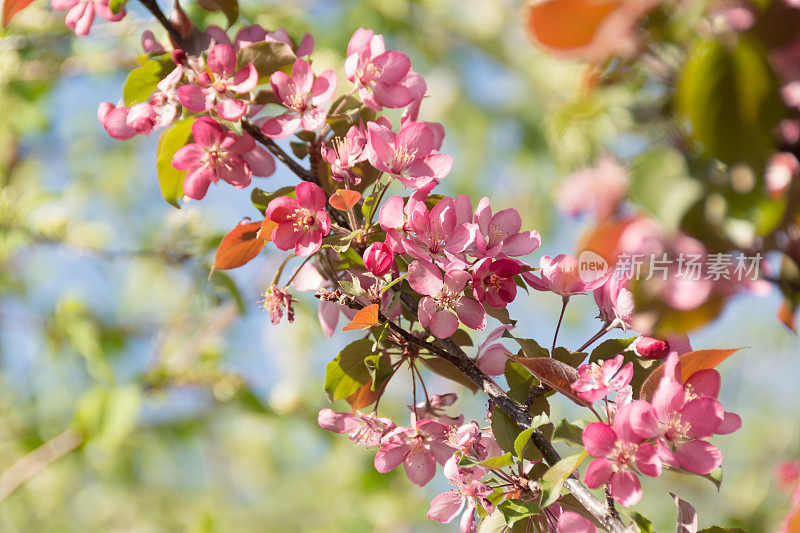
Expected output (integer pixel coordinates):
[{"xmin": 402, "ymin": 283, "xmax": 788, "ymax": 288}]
[
  {"xmin": 486, "ymin": 272, "xmax": 504, "ymax": 290},
  {"xmin": 393, "ymin": 146, "xmax": 418, "ymax": 170},
  {"xmin": 292, "ymin": 209, "xmax": 317, "ymax": 230},
  {"xmin": 287, "ymin": 92, "xmax": 308, "ymax": 112},
  {"xmin": 663, "ymin": 412, "xmax": 691, "ymax": 441},
  {"xmin": 609, "ymin": 441, "xmax": 638, "ymax": 470},
  {"xmin": 433, "ymin": 287, "xmax": 460, "ymax": 310},
  {"xmin": 212, "ymin": 78, "xmax": 228, "ymax": 94}
]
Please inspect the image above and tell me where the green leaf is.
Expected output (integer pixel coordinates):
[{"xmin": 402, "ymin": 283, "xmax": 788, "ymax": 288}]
[
  {"xmin": 323, "ymin": 339, "xmax": 373, "ymax": 401},
  {"xmin": 497, "ymin": 499, "xmax": 540, "ymax": 526},
  {"xmin": 552, "ymin": 346, "xmax": 585, "ymax": 367},
  {"xmin": 629, "ymin": 149, "xmax": 702, "ymax": 232},
  {"xmin": 108, "ymin": 0, "xmax": 127, "ymax": 14},
  {"xmin": 503, "ymin": 332, "xmax": 549, "ymax": 358},
  {"xmin": 364, "ymin": 353, "xmax": 394, "ymax": 391},
  {"xmin": 504, "ymin": 359, "xmax": 534, "ymax": 391},
  {"xmin": 72, "ymin": 385, "xmax": 142, "ymax": 454},
  {"xmin": 485, "ymin": 305, "xmax": 516, "ymax": 326},
  {"xmin": 123, "ymin": 58, "xmax": 172, "ymax": 106},
  {"xmin": 251, "ymin": 186, "xmax": 295, "ymax": 214},
  {"xmin": 197, "ymin": 0, "xmax": 238, "ymax": 26},
  {"xmin": 664, "ymin": 464, "xmax": 723, "ymax": 491},
  {"xmin": 238, "ymin": 41, "xmax": 296, "ymax": 80},
  {"xmin": 539, "ymin": 451, "xmax": 587, "ymax": 508},
  {"xmin": 475, "ymin": 452, "xmax": 515, "ymax": 469},
  {"xmin": 675, "ymin": 37, "xmax": 784, "ymax": 167},
  {"xmin": 631, "ymin": 512, "xmax": 655, "ymax": 533},
  {"xmin": 380, "ymin": 273, "xmax": 407, "ymax": 293},
  {"xmin": 156, "ymin": 118, "xmax": 194, "ymax": 208},
  {"xmin": 419, "ymin": 356, "xmax": 479, "ymax": 393},
  {"xmin": 513, "ymin": 415, "xmax": 549, "ymax": 458},
  {"xmin": 322, "ymin": 232, "xmax": 355, "ymax": 253},
  {"xmin": 552, "ymin": 419, "xmax": 584, "ymax": 447},
  {"xmin": 589, "ymin": 337, "xmax": 637, "ymax": 363}
]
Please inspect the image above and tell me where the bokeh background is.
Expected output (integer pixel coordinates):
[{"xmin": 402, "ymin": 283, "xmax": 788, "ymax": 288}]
[{"xmin": 1, "ymin": 0, "xmax": 799, "ymax": 531}]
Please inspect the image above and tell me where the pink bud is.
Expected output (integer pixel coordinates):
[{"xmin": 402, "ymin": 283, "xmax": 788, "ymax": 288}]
[
  {"xmin": 363, "ymin": 242, "xmax": 394, "ymax": 277},
  {"xmin": 171, "ymin": 48, "xmax": 187, "ymax": 65},
  {"xmin": 97, "ymin": 101, "xmax": 114, "ymax": 122},
  {"xmin": 633, "ymin": 336, "xmax": 670, "ymax": 359}
]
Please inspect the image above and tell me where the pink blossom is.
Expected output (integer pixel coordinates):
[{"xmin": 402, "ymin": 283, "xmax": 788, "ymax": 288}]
[
  {"xmin": 345, "ymin": 28, "xmax": 416, "ymax": 110},
  {"xmin": 408, "ymin": 261, "xmax": 486, "ymax": 338},
  {"xmin": 264, "ymin": 182, "xmax": 331, "ymax": 257},
  {"xmin": 582, "ymin": 402, "xmax": 661, "ymax": 506},
  {"xmin": 571, "ymin": 354, "xmax": 633, "ymax": 403},
  {"xmin": 51, "ymin": 0, "xmax": 125, "ymax": 36},
  {"xmin": 473, "ymin": 198, "xmax": 541, "ymax": 258},
  {"xmin": 320, "ymin": 125, "xmax": 367, "ymax": 184},
  {"xmin": 593, "ymin": 275, "xmax": 634, "ymax": 329},
  {"xmin": 141, "ymin": 30, "xmax": 165, "ymax": 53},
  {"xmin": 557, "ymin": 155, "xmax": 628, "ymax": 221},
  {"xmin": 171, "ymin": 118, "xmax": 274, "ymax": 200},
  {"xmin": 409, "ymin": 393, "xmax": 464, "ymax": 426},
  {"xmin": 524, "ymin": 254, "xmax": 605, "ymax": 297},
  {"xmin": 400, "ymin": 195, "xmax": 475, "ymax": 261},
  {"xmin": 427, "ymin": 456, "xmax": 493, "ymax": 533},
  {"xmin": 177, "ymin": 44, "xmax": 258, "ymax": 121},
  {"xmin": 471, "ymin": 258, "xmax": 520, "ymax": 308},
  {"xmin": 363, "ymin": 242, "xmax": 394, "ymax": 277},
  {"xmin": 378, "ymin": 185, "xmax": 431, "ymax": 240},
  {"xmin": 474, "ymin": 325, "xmax": 513, "ymax": 376},
  {"xmin": 443, "ymin": 422, "xmax": 483, "ymax": 455},
  {"xmin": 366, "ymin": 121, "xmax": 453, "ymax": 188},
  {"xmin": 317, "ymin": 409, "xmax": 395, "ymax": 447},
  {"xmin": 374, "ymin": 419, "xmax": 455, "ymax": 486},
  {"xmin": 261, "ymin": 59, "xmax": 337, "ymax": 139},
  {"xmin": 260, "ymin": 286, "xmax": 294, "ymax": 325}
]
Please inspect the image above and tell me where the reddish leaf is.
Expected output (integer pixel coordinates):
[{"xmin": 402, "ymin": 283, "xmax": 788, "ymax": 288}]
[
  {"xmin": 778, "ymin": 299, "xmax": 797, "ymax": 333},
  {"xmin": 346, "ymin": 379, "xmax": 383, "ymax": 410},
  {"xmin": 2, "ymin": 0, "xmax": 36, "ymax": 26},
  {"xmin": 509, "ymin": 356, "xmax": 590, "ymax": 407},
  {"xmin": 259, "ymin": 218, "xmax": 279, "ymax": 242},
  {"xmin": 576, "ymin": 215, "xmax": 638, "ymax": 268},
  {"xmin": 213, "ymin": 220, "xmax": 265, "ymax": 271},
  {"xmin": 671, "ymin": 493, "xmax": 698, "ymax": 533},
  {"xmin": 329, "ymin": 189, "xmax": 361, "ymax": 211},
  {"xmin": 342, "ymin": 304, "xmax": 379, "ymax": 331},
  {"xmin": 525, "ymin": 0, "xmax": 620, "ymax": 52},
  {"xmin": 639, "ymin": 348, "xmax": 743, "ymax": 401}
]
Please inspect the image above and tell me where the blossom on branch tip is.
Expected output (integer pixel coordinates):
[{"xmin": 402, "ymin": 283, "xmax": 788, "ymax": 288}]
[
  {"xmin": 260, "ymin": 286, "xmax": 294, "ymax": 325},
  {"xmin": 264, "ymin": 182, "xmax": 331, "ymax": 257},
  {"xmin": 474, "ymin": 325, "xmax": 513, "ymax": 376},
  {"xmin": 320, "ymin": 125, "xmax": 368, "ymax": 184},
  {"xmin": 171, "ymin": 117, "xmax": 274, "ymax": 200},
  {"xmin": 427, "ymin": 456, "xmax": 493, "ymax": 533},
  {"xmin": 593, "ymin": 275, "xmax": 634, "ymax": 329},
  {"xmin": 571, "ymin": 354, "xmax": 633, "ymax": 403},
  {"xmin": 317, "ymin": 409, "xmax": 394, "ymax": 447},
  {"xmin": 473, "ymin": 198, "xmax": 541, "ymax": 258},
  {"xmin": 523, "ymin": 254, "xmax": 605, "ymax": 296},
  {"xmin": 366, "ymin": 120, "xmax": 452, "ymax": 188},
  {"xmin": 471, "ymin": 258, "xmax": 521, "ymax": 308},
  {"xmin": 261, "ymin": 59, "xmax": 337, "ymax": 139},
  {"xmin": 363, "ymin": 242, "xmax": 394, "ymax": 277},
  {"xmin": 177, "ymin": 44, "xmax": 258, "ymax": 121}
]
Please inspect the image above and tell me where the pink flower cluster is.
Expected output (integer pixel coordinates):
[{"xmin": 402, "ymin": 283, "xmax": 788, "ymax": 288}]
[{"xmin": 577, "ymin": 352, "xmax": 741, "ymax": 506}]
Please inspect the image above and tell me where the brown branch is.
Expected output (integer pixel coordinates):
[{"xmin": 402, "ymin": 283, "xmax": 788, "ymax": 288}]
[
  {"xmin": 321, "ymin": 290, "xmax": 627, "ymax": 533},
  {"xmin": 0, "ymin": 430, "xmax": 83, "ymax": 503},
  {"xmin": 241, "ymin": 119, "xmax": 315, "ymax": 183},
  {"xmin": 138, "ymin": 0, "xmax": 182, "ymax": 44}
]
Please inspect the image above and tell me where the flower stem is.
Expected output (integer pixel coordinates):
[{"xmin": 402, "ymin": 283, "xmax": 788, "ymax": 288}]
[
  {"xmin": 551, "ymin": 295, "xmax": 569, "ymax": 355},
  {"xmin": 576, "ymin": 320, "xmax": 613, "ymax": 354}
]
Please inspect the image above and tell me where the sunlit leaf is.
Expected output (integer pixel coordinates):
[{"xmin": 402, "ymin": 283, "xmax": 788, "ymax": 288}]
[
  {"xmin": 525, "ymin": 0, "xmax": 619, "ymax": 52},
  {"xmin": 539, "ymin": 451, "xmax": 587, "ymax": 508},
  {"xmin": 329, "ymin": 189, "xmax": 361, "ymax": 211},
  {"xmin": 156, "ymin": 118, "xmax": 194, "ymax": 208},
  {"xmin": 2, "ymin": 0, "xmax": 36, "ymax": 27},
  {"xmin": 509, "ymin": 356, "xmax": 590, "ymax": 407},
  {"xmin": 342, "ymin": 304, "xmax": 379, "ymax": 331},
  {"xmin": 213, "ymin": 220, "xmax": 265, "ymax": 271},
  {"xmin": 324, "ymin": 339, "xmax": 373, "ymax": 402}
]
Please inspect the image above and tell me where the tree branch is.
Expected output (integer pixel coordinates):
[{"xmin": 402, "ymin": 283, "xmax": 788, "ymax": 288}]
[
  {"xmin": 321, "ymin": 290, "xmax": 627, "ymax": 533},
  {"xmin": 138, "ymin": 0, "xmax": 182, "ymax": 45}
]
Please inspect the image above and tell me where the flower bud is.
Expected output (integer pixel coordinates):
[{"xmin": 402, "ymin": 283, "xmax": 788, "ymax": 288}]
[
  {"xmin": 633, "ymin": 336, "xmax": 670, "ymax": 359},
  {"xmin": 171, "ymin": 48, "xmax": 187, "ymax": 65},
  {"xmin": 363, "ymin": 242, "xmax": 394, "ymax": 277}
]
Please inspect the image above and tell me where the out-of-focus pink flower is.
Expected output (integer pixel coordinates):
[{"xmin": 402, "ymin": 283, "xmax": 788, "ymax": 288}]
[
  {"xmin": 473, "ymin": 198, "xmax": 541, "ymax": 259},
  {"xmin": 51, "ymin": 0, "xmax": 125, "ymax": 36},
  {"xmin": 320, "ymin": 125, "xmax": 367, "ymax": 184},
  {"xmin": 593, "ymin": 275, "xmax": 634, "ymax": 329},
  {"xmin": 141, "ymin": 30, "xmax": 165, "ymax": 53},
  {"xmin": 205, "ymin": 24, "xmax": 268, "ymax": 51},
  {"xmin": 177, "ymin": 44, "xmax": 258, "ymax": 121},
  {"xmin": 264, "ymin": 182, "xmax": 331, "ymax": 257},
  {"xmin": 572, "ymin": 354, "xmax": 633, "ymax": 403},
  {"xmin": 427, "ymin": 456, "xmax": 493, "ymax": 533},
  {"xmin": 474, "ymin": 325, "xmax": 513, "ymax": 376},
  {"xmin": 260, "ymin": 286, "xmax": 294, "ymax": 324},
  {"xmin": 261, "ymin": 59, "xmax": 337, "ymax": 139},
  {"xmin": 374, "ymin": 419, "xmax": 455, "ymax": 486},
  {"xmin": 317, "ymin": 409, "xmax": 395, "ymax": 447},
  {"xmin": 345, "ymin": 28, "xmax": 416, "ymax": 110},
  {"xmin": 366, "ymin": 121, "xmax": 453, "ymax": 188},
  {"xmin": 557, "ymin": 155, "xmax": 628, "ymax": 221},
  {"xmin": 408, "ymin": 261, "xmax": 486, "ymax": 338},
  {"xmin": 524, "ymin": 254, "xmax": 606, "ymax": 297},
  {"xmin": 471, "ymin": 258, "xmax": 520, "ymax": 308},
  {"xmin": 766, "ymin": 152, "xmax": 799, "ymax": 197},
  {"xmin": 171, "ymin": 118, "xmax": 274, "ymax": 200},
  {"xmin": 363, "ymin": 242, "xmax": 394, "ymax": 276},
  {"xmin": 409, "ymin": 393, "xmax": 464, "ymax": 426},
  {"xmin": 582, "ymin": 402, "xmax": 661, "ymax": 506}
]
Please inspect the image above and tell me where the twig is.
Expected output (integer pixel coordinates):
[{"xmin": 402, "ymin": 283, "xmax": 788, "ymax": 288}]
[
  {"xmin": 137, "ymin": 0, "xmax": 182, "ymax": 44},
  {"xmin": 576, "ymin": 320, "xmax": 613, "ymax": 354},
  {"xmin": 551, "ymin": 295, "xmax": 569, "ymax": 354},
  {"xmin": 241, "ymin": 119, "xmax": 315, "ymax": 183},
  {"xmin": 0, "ymin": 430, "xmax": 83, "ymax": 503}
]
